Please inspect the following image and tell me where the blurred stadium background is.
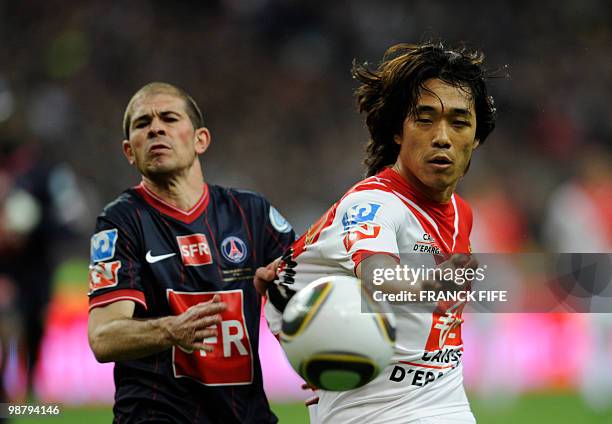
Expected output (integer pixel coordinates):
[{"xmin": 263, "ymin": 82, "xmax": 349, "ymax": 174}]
[{"xmin": 1, "ymin": 0, "xmax": 612, "ymax": 422}]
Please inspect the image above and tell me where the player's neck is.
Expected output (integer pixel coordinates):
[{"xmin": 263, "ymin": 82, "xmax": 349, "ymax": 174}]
[
  {"xmin": 142, "ymin": 163, "xmax": 206, "ymax": 211},
  {"xmin": 391, "ymin": 165, "xmax": 455, "ymax": 203}
]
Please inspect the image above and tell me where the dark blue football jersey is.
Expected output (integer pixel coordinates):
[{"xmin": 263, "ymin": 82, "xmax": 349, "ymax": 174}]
[{"xmin": 88, "ymin": 182, "xmax": 295, "ymax": 424}]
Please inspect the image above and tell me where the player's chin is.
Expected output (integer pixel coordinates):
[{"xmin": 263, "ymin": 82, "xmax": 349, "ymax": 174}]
[
  {"xmin": 425, "ymin": 162, "xmax": 455, "ymax": 174},
  {"xmin": 423, "ymin": 165, "xmax": 453, "ymax": 178},
  {"xmin": 423, "ymin": 174, "xmax": 456, "ymax": 191},
  {"xmin": 145, "ymin": 161, "xmax": 179, "ymax": 177}
]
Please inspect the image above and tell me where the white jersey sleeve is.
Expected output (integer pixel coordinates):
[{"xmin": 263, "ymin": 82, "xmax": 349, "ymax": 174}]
[
  {"xmin": 265, "ymin": 187, "xmax": 415, "ymax": 334},
  {"xmin": 335, "ymin": 190, "xmax": 403, "ymax": 266}
]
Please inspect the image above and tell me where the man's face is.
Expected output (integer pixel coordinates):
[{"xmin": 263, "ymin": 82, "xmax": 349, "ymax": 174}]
[
  {"xmin": 122, "ymin": 93, "xmax": 209, "ymax": 178},
  {"xmin": 394, "ymin": 78, "xmax": 479, "ymax": 201}
]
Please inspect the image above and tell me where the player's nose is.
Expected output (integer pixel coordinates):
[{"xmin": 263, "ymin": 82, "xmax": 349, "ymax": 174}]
[
  {"xmin": 431, "ymin": 122, "xmax": 451, "ymax": 148},
  {"xmin": 147, "ymin": 118, "xmax": 166, "ymax": 138}
]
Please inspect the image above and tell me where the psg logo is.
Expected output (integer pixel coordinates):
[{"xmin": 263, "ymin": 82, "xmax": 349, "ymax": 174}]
[{"xmin": 221, "ymin": 236, "xmax": 248, "ymax": 264}]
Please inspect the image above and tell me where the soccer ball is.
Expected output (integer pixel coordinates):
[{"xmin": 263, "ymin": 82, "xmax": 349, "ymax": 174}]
[{"xmin": 280, "ymin": 275, "xmax": 396, "ymax": 391}]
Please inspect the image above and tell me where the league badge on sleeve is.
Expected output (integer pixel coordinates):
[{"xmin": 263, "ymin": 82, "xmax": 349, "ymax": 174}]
[
  {"xmin": 269, "ymin": 206, "xmax": 292, "ymax": 233},
  {"xmin": 341, "ymin": 203, "xmax": 381, "ymax": 231},
  {"xmin": 90, "ymin": 229, "xmax": 118, "ymax": 263},
  {"xmin": 341, "ymin": 203, "xmax": 383, "ymax": 252}
]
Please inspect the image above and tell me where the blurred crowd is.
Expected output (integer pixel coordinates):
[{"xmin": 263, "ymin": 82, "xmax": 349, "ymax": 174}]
[
  {"xmin": 1, "ymin": 0, "xmax": 612, "ymax": 406},
  {"xmin": 0, "ymin": 0, "xmax": 609, "ymax": 235}
]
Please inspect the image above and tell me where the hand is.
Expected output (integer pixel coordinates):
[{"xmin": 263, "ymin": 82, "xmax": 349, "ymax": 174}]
[
  {"xmin": 254, "ymin": 258, "xmax": 280, "ymax": 296},
  {"xmin": 427, "ymin": 253, "xmax": 479, "ymax": 291},
  {"xmin": 441, "ymin": 253, "xmax": 478, "ymax": 271},
  {"xmin": 163, "ymin": 295, "xmax": 227, "ymax": 352}
]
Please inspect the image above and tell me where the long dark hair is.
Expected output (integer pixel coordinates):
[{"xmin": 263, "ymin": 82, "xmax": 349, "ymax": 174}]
[{"xmin": 353, "ymin": 42, "xmax": 496, "ymax": 177}]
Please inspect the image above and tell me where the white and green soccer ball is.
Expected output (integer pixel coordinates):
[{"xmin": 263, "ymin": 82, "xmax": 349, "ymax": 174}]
[{"xmin": 280, "ymin": 275, "xmax": 396, "ymax": 391}]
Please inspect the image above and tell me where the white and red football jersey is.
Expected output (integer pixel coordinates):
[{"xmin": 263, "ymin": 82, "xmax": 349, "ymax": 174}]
[{"xmin": 266, "ymin": 167, "xmax": 475, "ymax": 423}]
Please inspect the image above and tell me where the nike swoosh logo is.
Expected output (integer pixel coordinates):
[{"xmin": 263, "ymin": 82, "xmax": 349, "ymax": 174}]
[{"xmin": 146, "ymin": 251, "xmax": 177, "ymax": 264}]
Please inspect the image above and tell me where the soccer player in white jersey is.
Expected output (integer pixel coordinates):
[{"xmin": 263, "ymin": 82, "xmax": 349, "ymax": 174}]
[{"xmin": 257, "ymin": 42, "xmax": 497, "ymax": 423}]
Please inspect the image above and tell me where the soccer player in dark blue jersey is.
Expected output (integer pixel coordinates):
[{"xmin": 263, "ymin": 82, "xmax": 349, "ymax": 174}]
[{"xmin": 87, "ymin": 82, "xmax": 295, "ymax": 423}]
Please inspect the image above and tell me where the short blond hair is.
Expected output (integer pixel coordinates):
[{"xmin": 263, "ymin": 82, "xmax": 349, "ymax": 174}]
[{"xmin": 122, "ymin": 82, "xmax": 203, "ymax": 138}]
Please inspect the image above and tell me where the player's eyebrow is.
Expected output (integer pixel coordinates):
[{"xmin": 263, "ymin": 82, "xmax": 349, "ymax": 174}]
[
  {"xmin": 449, "ymin": 108, "xmax": 472, "ymax": 117},
  {"xmin": 415, "ymin": 105, "xmax": 437, "ymax": 114},
  {"xmin": 415, "ymin": 105, "xmax": 472, "ymax": 117},
  {"xmin": 132, "ymin": 110, "xmax": 181, "ymax": 127},
  {"xmin": 159, "ymin": 110, "xmax": 182, "ymax": 117},
  {"xmin": 131, "ymin": 114, "xmax": 150, "ymax": 128}
]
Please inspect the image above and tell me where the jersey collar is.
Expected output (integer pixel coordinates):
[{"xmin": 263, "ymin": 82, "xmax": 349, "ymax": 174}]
[
  {"xmin": 378, "ymin": 167, "xmax": 454, "ymax": 215},
  {"xmin": 135, "ymin": 182, "xmax": 210, "ymax": 224}
]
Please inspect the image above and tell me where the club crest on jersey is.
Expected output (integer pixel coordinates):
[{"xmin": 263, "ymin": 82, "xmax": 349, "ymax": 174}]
[
  {"xmin": 342, "ymin": 203, "xmax": 381, "ymax": 231},
  {"xmin": 177, "ymin": 233, "xmax": 213, "ymax": 266},
  {"xmin": 90, "ymin": 229, "xmax": 118, "ymax": 263},
  {"xmin": 269, "ymin": 206, "xmax": 292, "ymax": 233},
  {"xmin": 221, "ymin": 236, "xmax": 248, "ymax": 264},
  {"xmin": 89, "ymin": 260, "xmax": 121, "ymax": 293}
]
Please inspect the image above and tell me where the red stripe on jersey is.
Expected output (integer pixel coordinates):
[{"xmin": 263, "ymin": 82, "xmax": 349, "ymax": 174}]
[
  {"xmin": 289, "ymin": 177, "xmax": 394, "ymax": 261},
  {"xmin": 227, "ymin": 191, "xmax": 256, "ymax": 263},
  {"xmin": 452, "ymin": 195, "xmax": 473, "ymax": 252},
  {"xmin": 398, "ymin": 197, "xmax": 452, "ymax": 257},
  {"xmin": 89, "ymin": 288, "xmax": 147, "ymax": 311},
  {"xmin": 291, "ymin": 203, "xmax": 339, "ymax": 258},
  {"xmin": 135, "ymin": 182, "xmax": 210, "ymax": 224},
  {"xmin": 289, "ymin": 176, "xmax": 399, "ymax": 262}
]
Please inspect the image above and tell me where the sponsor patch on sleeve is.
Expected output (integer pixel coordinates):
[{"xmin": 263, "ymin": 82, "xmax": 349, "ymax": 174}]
[
  {"xmin": 341, "ymin": 203, "xmax": 381, "ymax": 231},
  {"xmin": 343, "ymin": 223, "xmax": 382, "ymax": 251},
  {"xmin": 269, "ymin": 206, "xmax": 292, "ymax": 233},
  {"xmin": 90, "ymin": 229, "xmax": 118, "ymax": 263},
  {"xmin": 88, "ymin": 260, "xmax": 121, "ymax": 293}
]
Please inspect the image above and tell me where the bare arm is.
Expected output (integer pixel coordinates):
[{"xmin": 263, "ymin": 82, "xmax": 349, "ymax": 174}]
[{"xmin": 88, "ymin": 296, "xmax": 226, "ymax": 363}]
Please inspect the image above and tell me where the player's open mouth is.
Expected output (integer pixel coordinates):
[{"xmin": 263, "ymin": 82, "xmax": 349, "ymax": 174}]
[{"xmin": 428, "ymin": 155, "xmax": 453, "ymax": 169}]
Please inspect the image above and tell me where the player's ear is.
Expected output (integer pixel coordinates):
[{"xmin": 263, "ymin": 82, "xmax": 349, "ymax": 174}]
[
  {"xmin": 462, "ymin": 138, "xmax": 480, "ymax": 176},
  {"xmin": 122, "ymin": 140, "xmax": 136, "ymax": 165},
  {"xmin": 194, "ymin": 127, "xmax": 211, "ymax": 155}
]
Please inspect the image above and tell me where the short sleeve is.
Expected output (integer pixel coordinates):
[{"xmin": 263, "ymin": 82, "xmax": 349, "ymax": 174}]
[
  {"xmin": 261, "ymin": 202, "xmax": 295, "ymax": 265},
  {"xmin": 336, "ymin": 190, "xmax": 403, "ymax": 270},
  {"xmin": 88, "ymin": 214, "xmax": 146, "ymax": 311}
]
